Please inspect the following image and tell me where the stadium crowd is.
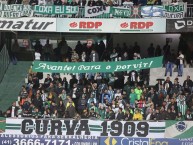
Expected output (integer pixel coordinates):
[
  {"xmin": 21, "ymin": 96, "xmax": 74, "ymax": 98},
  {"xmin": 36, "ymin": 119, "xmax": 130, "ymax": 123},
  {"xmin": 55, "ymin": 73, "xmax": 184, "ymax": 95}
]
[
  {"xmin": 4, "ymin": 0, "xmax": 193, "ymax": 18},
  {"xmin": 6, "ymin": 0, "xmax": 190, "ymax": 6},
  {"xmin": 2, "ymin": 38, "xmax": 193, "ymax": 121}
]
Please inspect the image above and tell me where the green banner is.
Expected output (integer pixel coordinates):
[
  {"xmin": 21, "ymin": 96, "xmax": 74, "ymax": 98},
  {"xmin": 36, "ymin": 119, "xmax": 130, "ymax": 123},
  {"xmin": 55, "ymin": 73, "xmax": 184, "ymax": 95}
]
[
  {"xmin": 32, "ymin": 56, "xmax": 163, "ymax": 73},
  {"xmin": 164, "ymin": 3, "xmax": 186, "ymax": 19},
  {"xmin": 165, "ymin": 121, "xmax": 193, "ymax": 138},
  {"xmin": 34, "ymin": 5, "xmax": 78, "ymax": 15},
  {"xmin": 0, "ymin": 117, "xmax": 6, "ymax": 133},
  {"xmin": 0, "ymin": 3, "xmax": 33, "ymax": 18},
  {"xmin": 112, "ymin": 7, "xmax": 131, "ymax": 18}
]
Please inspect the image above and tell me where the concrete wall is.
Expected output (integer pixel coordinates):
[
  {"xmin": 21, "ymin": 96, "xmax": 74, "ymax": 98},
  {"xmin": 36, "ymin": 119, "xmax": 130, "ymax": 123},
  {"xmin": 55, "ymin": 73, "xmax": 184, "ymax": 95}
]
[{"xmin": 113, "ymin": 34, "xmax": 181, "ymax": 57}]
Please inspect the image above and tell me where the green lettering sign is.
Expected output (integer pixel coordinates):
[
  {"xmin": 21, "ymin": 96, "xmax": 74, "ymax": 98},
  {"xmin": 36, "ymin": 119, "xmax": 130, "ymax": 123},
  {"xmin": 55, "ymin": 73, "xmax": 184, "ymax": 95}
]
[
  {"xmin": 34, "ymin": 5, "xmax": 79, "ymax": 15},
  {"xmin": 164, "ymin": 4, "xmax": 186, "ymax": 19},
  {"xmin": 112, "ymin": 7, "xmax": 131, "ymax": 18}
]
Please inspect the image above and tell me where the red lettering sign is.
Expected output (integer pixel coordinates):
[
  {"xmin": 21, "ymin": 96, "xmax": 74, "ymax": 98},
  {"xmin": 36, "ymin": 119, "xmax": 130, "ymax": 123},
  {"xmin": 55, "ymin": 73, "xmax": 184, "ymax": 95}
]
[
  {"xmin": 130, "ymin": 22, "xmax": 153, "ymax": 29},
  {"xmin": 79, "ymin": 22, "xmax": 102, "ymax": 29}
]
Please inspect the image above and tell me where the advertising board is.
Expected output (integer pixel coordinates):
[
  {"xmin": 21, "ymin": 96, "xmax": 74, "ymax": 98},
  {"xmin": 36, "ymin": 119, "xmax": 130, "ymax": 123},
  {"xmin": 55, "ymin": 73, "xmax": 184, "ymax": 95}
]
[
  {"xmin": 100, "ymin": 137, "xmax": 193, "ymax": 145},
  {"xmin": 57, "ymin": 18, "xmax": 166, "ymax": 33},
  {"xmin": 167, "ymin": 18, "xmax": 193, "ymax": 32},
  {"xmin": 0, "ymin": 134, "xmax": 99, "ymax": 145},
  {"xmin": 0, "ymin": 18, "xmax": 56, "ymax": 32}
]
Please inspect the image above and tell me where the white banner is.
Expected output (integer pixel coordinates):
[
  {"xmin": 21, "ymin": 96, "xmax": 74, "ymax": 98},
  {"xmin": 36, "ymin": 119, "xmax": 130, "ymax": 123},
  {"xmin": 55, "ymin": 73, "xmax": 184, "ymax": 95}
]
[
  {"xmin": 57, "ymin": 18, "xmax": 166, "ymax": 33},
  {"xmin": 0, "ymin": 3, "xmax": 33, "ymax": 18},
  {"xmin": 5, "ymin": 118, "xmax": 165, "ymax": 138},
  {"xmin": 84, "ymin": 6, "xmax": 110, "ymax": 17},
  {"xmin": 0, "ymin": 18, "xmax": 56, "ymax": 32}
]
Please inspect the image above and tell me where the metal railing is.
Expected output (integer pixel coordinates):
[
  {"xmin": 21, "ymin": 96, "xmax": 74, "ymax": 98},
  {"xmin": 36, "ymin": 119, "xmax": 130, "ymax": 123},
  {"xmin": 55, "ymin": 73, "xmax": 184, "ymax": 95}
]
[
  {"xmin": 185, "ymin": 4, "xmax": 193, "ymax": 17},
  {"xmin": 0, "ymin": 45, "xmax": 10, "ymax": 83}
]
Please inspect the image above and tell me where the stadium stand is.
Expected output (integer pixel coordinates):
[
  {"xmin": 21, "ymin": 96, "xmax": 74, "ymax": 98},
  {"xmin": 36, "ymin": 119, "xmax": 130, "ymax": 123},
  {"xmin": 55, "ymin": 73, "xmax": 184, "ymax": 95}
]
[
  {"xmin": 0, "ymin": 39, "xmax": 192, "ymax": 122},
  {"xmin": 0, "ymin": 0, "xmax": 193, "ymax": 143}
]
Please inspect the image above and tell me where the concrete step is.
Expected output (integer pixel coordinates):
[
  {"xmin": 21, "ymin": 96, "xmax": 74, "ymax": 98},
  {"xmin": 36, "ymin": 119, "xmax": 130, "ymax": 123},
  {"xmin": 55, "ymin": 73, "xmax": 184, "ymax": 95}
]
[{"xmin": 150, "ymin": 67, "xmax": 193, "ymax": 85}]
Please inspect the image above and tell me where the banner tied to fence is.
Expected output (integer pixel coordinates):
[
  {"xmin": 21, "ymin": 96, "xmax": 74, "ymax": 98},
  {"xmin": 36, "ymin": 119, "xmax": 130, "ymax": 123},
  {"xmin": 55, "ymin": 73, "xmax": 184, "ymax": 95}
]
[
  {"xmin": 0, "ymin": 2, "xmax": 187, "ymax": 18},
  {"xmin": 34, "ymin": 5, "xmax": 79, "ymax": 15},
  {"xmin": 5, "ymin": 118, "xmax": 165, "ymax": 138},
  {"xmin": 0, "ymin": 3, "xmax": 33, "ymax": 17}
]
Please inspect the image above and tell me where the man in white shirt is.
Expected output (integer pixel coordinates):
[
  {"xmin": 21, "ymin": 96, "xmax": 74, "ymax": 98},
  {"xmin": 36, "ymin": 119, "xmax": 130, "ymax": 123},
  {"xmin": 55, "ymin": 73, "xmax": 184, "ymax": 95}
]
[
  {"xmin": 177, "ymin": 51, "xmax": 184, "ymax": 77},
  {"xmin": 35, "ymin": 51, "xmax": 41, "ymax": 60}
]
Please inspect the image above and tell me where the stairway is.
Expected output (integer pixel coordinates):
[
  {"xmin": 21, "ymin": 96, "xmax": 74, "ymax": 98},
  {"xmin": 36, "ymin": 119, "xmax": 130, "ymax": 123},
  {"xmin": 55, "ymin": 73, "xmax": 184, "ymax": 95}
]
[
  {"xmin": 150, "ymin": 67, "xmax": 193, "ymax": 86},
  {"xmin": 0, "ymin": 61, "xmax": 32, "ymax": 112}
]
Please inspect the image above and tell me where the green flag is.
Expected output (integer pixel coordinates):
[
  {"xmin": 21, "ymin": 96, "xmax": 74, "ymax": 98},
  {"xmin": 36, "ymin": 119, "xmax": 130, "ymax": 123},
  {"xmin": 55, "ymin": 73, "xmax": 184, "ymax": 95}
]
[
  {"xmin": 0, "ymin": 117, "xmax": 6, "ymax": 133},
  {"xmin": 165, "ymin": 121, "xmax": 193, "ymax": 138},
  {"xmin": 112, "ymin": 7, "xmax": 131, "ymax": 18},
  {"xmin": 164, "ymin": 4, "xmax": 186, "ymax": 19}
]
